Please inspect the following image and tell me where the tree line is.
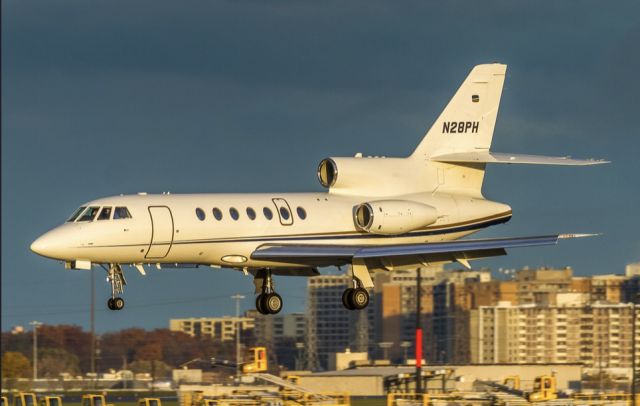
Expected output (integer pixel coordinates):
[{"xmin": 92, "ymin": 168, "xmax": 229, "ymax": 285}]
[{"xmin": 1, "ymin": 325, "xmax": 251, "ymax": 379}]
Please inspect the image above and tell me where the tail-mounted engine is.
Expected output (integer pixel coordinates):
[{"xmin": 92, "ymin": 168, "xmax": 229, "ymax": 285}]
[
  {"xmin": 317, "ymin": 157, "xmax": 422, "ymax": 196},
  {"xmin": 354, "ymin": 200, "xmax": 438, "ymax": 235}
]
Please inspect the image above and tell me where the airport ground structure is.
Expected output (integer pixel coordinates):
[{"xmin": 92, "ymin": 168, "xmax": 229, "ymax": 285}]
[
  {"xmin": 167, "ymin": 262, "xmax": 640, "ymax": 389},
  {"xmin": 2, "ymin": 263, "xmax": 640, "ymax": 395}
]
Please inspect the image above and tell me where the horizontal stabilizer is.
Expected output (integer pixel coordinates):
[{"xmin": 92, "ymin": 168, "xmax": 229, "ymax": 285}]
[{"xmin": 430, "ymin": 151, "xmax": 608, "ymax": 166}]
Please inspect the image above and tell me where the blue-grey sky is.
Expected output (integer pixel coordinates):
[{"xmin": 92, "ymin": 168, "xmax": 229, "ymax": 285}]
[{"xmin": 3, "ymin": 1, "xmax": 639, "ymax": 333}]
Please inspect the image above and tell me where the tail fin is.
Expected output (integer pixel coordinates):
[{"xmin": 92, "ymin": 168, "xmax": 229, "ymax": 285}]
[{"xmin": 411, "ymin": 63, "xmax": 507, "ymax": 159}]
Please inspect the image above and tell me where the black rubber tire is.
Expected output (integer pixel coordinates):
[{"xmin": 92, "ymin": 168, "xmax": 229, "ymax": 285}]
[
  {"xmin": 113, "ymin": 297, "xmax": 125, "ymax": 310},
  {"xmin": 256, "ymin": 294, "xmax": 266, "ymax": 315},
  {"xmin": 350, "ymin": 287, "xmax": 369, "ymax": 310},
  {"xmin": 107, "ymin": 298, "xmax": 116, "ymax": 310},
  {"xmin": 263, "ymin": 292, "xmax": 283, "ymax": 314},
  {"xmin": 342, "ymin": 288, "xmax": 355, "ymax": 310}
]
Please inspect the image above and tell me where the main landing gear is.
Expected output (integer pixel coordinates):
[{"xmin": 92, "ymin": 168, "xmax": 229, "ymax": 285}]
[
  {"xmin": 105, "ymin": 264, "xmax": 126, "ymax": 311},
  {"xmin": 255, "ymin": 270, "xmax": 283, "ymax": 315},
  {"xmin": 342, "ymin": 277, "xmax": 370, "ymax": 311}
]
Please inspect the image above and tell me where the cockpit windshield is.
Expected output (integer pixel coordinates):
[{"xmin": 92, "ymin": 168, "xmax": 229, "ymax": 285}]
[
  {"xmin": 97, "ymin": 207, "xmax": 112, "ymax": 220},
  {"xmin": 114, "ymin": 207, "xmax": 132, "ymax": 219},
  {"xmin": 77, "ymin": 206, "xmax": 100, "ymax": 222},
  {"xmin": 67, "ymin": 206, "xmax": 86, "ymax": 222}
]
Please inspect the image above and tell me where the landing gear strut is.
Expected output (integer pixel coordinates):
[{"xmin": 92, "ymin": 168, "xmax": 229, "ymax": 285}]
[
  {"xmin": 342, "ymin": 277, "xmax": 370, "ymax": 311},
  {"xmin": 255, "ymin": 270, "xmax": 283, "ymax": 315},
  {"xmin": 105, "ymin": 264, "xmax": 126, "ymax": 311}
]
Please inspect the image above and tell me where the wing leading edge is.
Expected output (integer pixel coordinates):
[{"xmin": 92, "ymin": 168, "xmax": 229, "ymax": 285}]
[
  {"xmin": 251, "ymin": 234, "xmax": 596, "ymax": 287},
  {"xmin": 251, "ymin": 234, "xmax": 595, "ymax": 261}
]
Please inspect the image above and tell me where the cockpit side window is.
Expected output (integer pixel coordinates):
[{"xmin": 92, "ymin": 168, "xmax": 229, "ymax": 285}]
[
  {"xmin": 77, "ymin": 206, "xmax": 100, "ymax": 222},
  {"xmin": 114, "ymin": 207, "xmax": 132, "ymax": 219},
  {"xmin": 97, "ymin": 207, "xmax": 112, "ymax": 220},
  {"xmin": 67, "ymin": 206, "xmax": 86, "ymax": 222}
]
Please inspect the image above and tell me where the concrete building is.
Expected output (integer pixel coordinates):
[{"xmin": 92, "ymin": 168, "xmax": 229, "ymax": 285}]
[
  {"xmin": 374, "ymin": 268, "xmax": 439, "ymax": 363},
  {"xmin": 626, "ymin": 262, "xmax": 640, "ymax": 277},
  {"xmin": 251, "ymin": 311, "xmax": 306, "ymax": 344},
  {"xmin": 374, "ymin": 267, "xmax": 490, "ymax": 364},
  {"xmin": 623, "ymin": 262, "xmax": 640, "ymax": 304},
  {"xmin": 327, "ymin": 349, "xmax": 369, "ymax": 371},
  {"xmin": 295, "ymin": 364, "xmax": 582, "ymax": 395},
  {"xmin": 469, "ymin": 296, "xmax": 640, "ymax": 370},
  {"xmin": 250, "ymin": 311, "xmax": 307, "ymax": 370},
  {"xmin": 169, "ymin": 317, "xmax": 254, "ymax": 341},
  {"xmin": 306, "ymin": 274, "xmax": 376, "ymax": 370}
]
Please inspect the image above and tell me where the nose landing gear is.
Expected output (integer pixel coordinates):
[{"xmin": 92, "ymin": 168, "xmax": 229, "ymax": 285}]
[
  {"xmin": 255, "ymin": 270, "xmax": 283, "ymax": 315},
  {"xmin": 104, "ymin": 264, "xmax": 126, "ymax": 311},
  {"xmin": 107, "ymin": 297, "xmax": 125, "ymax": 310}
]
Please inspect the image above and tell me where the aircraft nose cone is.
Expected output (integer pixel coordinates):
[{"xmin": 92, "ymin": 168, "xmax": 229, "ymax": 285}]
[
  {"xmin": 31, "ymin": 233, "xmax": 53, "ymax": 257},
  {"xmin": 31, "ymin": 228, "xmax": 69, "ymax": 259}
]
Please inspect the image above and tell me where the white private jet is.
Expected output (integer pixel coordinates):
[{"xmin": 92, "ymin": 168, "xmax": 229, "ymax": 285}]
[{"xmin": 31, "ymin": 63, "xmax": 606, "ymax": 315}]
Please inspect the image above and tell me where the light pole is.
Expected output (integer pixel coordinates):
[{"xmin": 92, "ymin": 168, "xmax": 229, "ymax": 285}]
[
  {"xmin": 29, "ymin": 321, "xmax": 43, "ymax": 383},
  {"xmin": 231, "ymin": 294, "xmax": 245, "ymax": 380},
  {"xmin": 632, "ymin": 293, "xmax": 639, "ymax": 406},
  {"xmin": 295, "ymin": 342, "xmax": 305, "ymax": 370},
  {"xmin": 415, "ymin": 267, "xmax": 423, "ymax": 393},
  {"xmin": 90, "ymin": 268, "xmax": 96, "ymax": 375},
  {"xmin": 378, "ymin": 342, "xmax": 393, "ymax": 361},
  {"xmin": 400, "ymin": 341, "xmax": 412, "ymax": 365}
]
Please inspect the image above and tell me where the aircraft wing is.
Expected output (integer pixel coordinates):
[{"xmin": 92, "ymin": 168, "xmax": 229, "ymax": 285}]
[
  {"xmin": 251, "ymin": 234, "xmax": 596, "ymax": 278},
  {"xmin": 430, "ymin": 151, "xmax": 608, "ymax": 166}
]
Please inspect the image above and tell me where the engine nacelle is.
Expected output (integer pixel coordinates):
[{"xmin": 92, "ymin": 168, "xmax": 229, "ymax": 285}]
[
  {"xmin": 317, "ymin": 157, "xmax": 422, "ymax": 196},
  {"xmin": 354, "ymin": 200, "xmax": 438, "ymax": 235}
]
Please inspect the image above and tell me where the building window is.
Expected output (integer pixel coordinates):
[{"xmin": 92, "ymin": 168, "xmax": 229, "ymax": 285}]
[{"xmin": 196, "ymin": 208, "xmax": 206, "ymax": 221}]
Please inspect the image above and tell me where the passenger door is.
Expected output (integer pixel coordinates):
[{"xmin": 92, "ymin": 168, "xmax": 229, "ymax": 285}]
[
  {"xmin": 272, "ymin": 198, "xmax": 294, "ymax": 226},
  {"xmin": 146, "ymin": 206, "xmax": 174, "ymax": 259}
]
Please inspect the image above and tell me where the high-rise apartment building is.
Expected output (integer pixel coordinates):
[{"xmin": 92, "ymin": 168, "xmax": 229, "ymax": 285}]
[
  {"xmin": 249, "ymin": 311, "xmax": 307, "ymax": 370},
  {"xmin": 375, "ymin": 267, "xmax": 491, "ymax": 363},
  {"xmin": 169, "ymin": 316, "xmax": 254, "ymax": 341},
  {"xmin": 469, "ymin": 296, "xmax": 640, "ymax": 368},
  {"xmin": 306, "ymin": 274, "xmax": 375, "ymax": 370}
]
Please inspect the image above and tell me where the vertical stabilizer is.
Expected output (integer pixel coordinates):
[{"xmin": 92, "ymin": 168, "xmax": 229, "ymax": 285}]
[{"xmin": 411, "ymin": 64, "xmax": 507, "ymax": 159}]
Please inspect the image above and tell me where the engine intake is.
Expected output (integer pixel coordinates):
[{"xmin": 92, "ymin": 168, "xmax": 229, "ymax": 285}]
[
  {"xmin": 317, "ymin": 158, "xmax": 338, "ymax": 188},
  {"xmin": 354, "ymin": 200, "xmax": 438, "ymax": 235}
]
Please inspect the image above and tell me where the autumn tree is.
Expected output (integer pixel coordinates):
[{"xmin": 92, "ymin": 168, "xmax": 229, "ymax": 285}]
[
  {"xmin": 2, "ymin": 351, "xmax": 32, "ymax": 381},
  {"xmin": 129, "ymin": 360, "xmax": 171, "ymax": 379},
  {"xmin": 38, "ymin": 348, "xmax": 81, "ymax": 378}
]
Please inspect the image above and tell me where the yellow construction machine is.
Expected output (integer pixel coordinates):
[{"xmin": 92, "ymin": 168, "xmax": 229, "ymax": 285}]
[
  {"xmin": 241, "ymin": 347, "xmax": 268, "ymax": 373},
  {"xmin": 528, "ymin": 375, "xmax": 558, "ymax": 402},
  {"xmin": 137, "ymin": 399, "xmax": 161, "ymax": 406},
  {"xmin": 503, "ymin": 375, "xmax": 521, "ymax": 390},
  {"xmin": 81, "ymin": 394, "xmax": 114, "ymax": 406},
  {"xmin": 39, "ymin": 397, "xmax": 62, "ymax": 406},
  {"xmin": 12, "ymin": 393, "xmax": 37, "ymax": 406}
]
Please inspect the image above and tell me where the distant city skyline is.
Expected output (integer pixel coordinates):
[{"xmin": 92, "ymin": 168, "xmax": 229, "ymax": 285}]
[{"xmin": 3, "ymin": 1, "xmax": 640, "ymax": 332}]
